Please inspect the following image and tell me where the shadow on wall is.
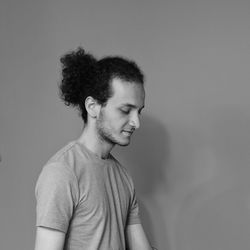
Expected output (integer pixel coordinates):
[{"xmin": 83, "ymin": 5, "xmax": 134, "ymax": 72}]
[
  {"xmin": 174, "ymin": 106, "xmax": 250, "ymax": 250},
  {"xmin": 114, "ymin": 114, "xmax": 170, "ymax": 249}
]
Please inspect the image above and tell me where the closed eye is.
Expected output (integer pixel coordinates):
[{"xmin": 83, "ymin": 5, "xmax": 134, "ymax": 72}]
[
  {"xmin": 120, "ymin": 108, "xmax": 130, "ymax": 114},
  {"xmin": 119, "ymin": 104, "xmax": 144, "ymax": 115}
]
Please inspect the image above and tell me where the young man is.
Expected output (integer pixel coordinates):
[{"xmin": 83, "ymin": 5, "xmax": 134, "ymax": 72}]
[{"xmin": 34, "ymin": 48, "xmax": 152, "ymax": 250}]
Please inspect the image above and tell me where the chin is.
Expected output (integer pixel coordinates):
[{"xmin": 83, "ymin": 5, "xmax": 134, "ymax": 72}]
[
  {"xmin": 116, "ymin": 138, "xmax": 131, "ymax": 147},
  {"xmin": 106, "ymin": 133, "xmax": 131, "ymax": 147},
  {"xmin": 118, "ymin": 141, "xmax": 130, "ymax": 147}
]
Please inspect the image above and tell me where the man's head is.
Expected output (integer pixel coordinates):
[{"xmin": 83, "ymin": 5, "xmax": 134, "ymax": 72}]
[{"xmin": 60, "ymin": 47, "xmax": 145, "ymax": 146}]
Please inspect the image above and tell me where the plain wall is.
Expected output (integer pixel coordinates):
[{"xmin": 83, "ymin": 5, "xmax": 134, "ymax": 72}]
[{"xmin": 1, "ymin": 0, "xmax": 250, "ymax": 249}]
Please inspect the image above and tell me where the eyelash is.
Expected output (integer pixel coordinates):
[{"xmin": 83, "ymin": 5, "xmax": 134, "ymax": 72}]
[
  {"xmin": 120, "ymin": 109, "xmax": 143, "ymax": 116},
  {"xmin": 120, "ymin": 109, "xmax": 130, "ymax": 114}
]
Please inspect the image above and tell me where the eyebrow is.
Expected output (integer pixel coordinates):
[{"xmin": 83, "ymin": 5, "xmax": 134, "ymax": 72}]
[{"xmin": 121, "ymin": 103, "xmax": 145, "ymax": 111}]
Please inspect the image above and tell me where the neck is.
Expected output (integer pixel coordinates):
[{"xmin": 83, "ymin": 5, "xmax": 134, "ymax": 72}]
[{"xmin": 77, "ymin": 122, "xmax": 114, "ymax": 159}]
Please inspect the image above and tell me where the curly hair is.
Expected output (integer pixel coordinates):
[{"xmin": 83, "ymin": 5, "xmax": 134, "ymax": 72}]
[{"xmin": 59, "ymin": 47, "xmax": 144, "ymax": 122}]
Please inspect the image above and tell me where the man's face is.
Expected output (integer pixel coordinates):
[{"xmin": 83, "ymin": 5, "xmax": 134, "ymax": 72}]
[{"xmin": 96, "ymin": 78, "xmax": 145, "ymax": 147}]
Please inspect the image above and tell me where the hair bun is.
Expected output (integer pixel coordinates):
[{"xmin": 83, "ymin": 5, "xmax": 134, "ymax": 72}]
[{"xmin": 60, "ymin": 48, "xmax": 98, "ymax": 106}]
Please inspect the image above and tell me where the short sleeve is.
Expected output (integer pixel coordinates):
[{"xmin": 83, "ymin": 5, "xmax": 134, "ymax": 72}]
[
  {"xmin": 35, "ymin": 163, "xmax": 78, "ymax": 233},
  {"xmin": 127, "ymin": 181, "xmax": 141, "ymax": 225}
]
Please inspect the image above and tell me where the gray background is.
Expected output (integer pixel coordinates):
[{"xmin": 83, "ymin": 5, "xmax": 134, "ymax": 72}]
[{"xmin": 1, "ymin": 0, "xmax": 250, "ymax": 249}]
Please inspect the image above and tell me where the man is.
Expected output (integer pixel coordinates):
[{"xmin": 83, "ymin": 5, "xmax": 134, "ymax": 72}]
[{"xmin": 34, "ymin": 48, "xmax": 152, "ymax": 250}]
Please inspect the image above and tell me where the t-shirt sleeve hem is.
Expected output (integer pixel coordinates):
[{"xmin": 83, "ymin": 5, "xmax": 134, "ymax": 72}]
[
  {"xmin": 36, "ymin": 222, "xmax": 68, "ymax": 233},
  {"xmin": 127, "ymin": 217, "xmax": 141, "ymax": 225}
]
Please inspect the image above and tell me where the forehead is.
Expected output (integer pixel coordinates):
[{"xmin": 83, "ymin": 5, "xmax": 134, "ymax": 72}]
[{"xmin": 108, "ymin": 78, "xmax": 145, "ymax": 107}]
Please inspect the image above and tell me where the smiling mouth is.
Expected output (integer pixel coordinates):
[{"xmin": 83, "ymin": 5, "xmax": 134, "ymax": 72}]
[{"xmin": 122, "ymin": 131, "xmax": 133, "ymax": 136}]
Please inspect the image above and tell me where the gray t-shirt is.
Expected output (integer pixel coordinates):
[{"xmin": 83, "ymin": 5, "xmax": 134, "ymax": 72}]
[{"xmin": 35, "ymin": 141, "xmax": 140, "ymax": 250}]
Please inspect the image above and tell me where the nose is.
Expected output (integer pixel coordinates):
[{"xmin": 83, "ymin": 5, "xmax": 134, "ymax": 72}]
[{"xmin": 129, "ymin": 113, "xmax": 140, "ymax": 129}]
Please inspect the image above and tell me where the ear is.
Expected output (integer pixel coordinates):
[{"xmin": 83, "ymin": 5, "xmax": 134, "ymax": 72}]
[{"xmin": 85, "ymin": 96, "xmax": 101, "ymax": 118}]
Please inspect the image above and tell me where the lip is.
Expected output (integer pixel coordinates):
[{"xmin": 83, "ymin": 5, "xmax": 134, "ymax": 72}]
[{"xmin": 122, "ymin": 130, "xmax": 133, "ymax": 135}]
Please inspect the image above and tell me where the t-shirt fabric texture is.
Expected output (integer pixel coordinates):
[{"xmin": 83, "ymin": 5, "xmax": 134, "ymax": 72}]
[{"xmin": 35, "ymin": 141, "xmax": 141, "ymax": 250}]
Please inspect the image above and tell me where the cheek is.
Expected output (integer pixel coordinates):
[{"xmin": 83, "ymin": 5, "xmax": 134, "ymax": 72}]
[
  {"xmin": 107, "ymin": 110, "xmax": 124, "ymax": 123},
  {"xmin": 102, "ymin": 110, "xmax": 129, "ymax": 130},
  {"xmin": 110, "ymin": 117, "xmax": 128, "ymax": 132}
]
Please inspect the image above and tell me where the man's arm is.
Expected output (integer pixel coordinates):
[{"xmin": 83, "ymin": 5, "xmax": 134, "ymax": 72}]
[
  {"xmin": 126, "ymin": 224, "xmax": 152, "ymax": 250},
  {"xmin": 34, "ymin": 226, "xmax": 65, "ymax": 250}
]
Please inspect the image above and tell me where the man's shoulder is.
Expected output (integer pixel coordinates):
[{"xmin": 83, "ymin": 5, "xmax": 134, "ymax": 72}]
[
  {"xmin": 46, "ymin": 141, "xmax": 87, "ymax": 167},
  {"xmin": 40, "ymin": 140, "xmax": 97, "ymax": 179},
  {"xmin": 47, "ymin": 141, "xmax": 76, "ymax": 164},
  {"xmin": 38, "ymin": 141, "xmax": 79, "ymax": 178}
]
